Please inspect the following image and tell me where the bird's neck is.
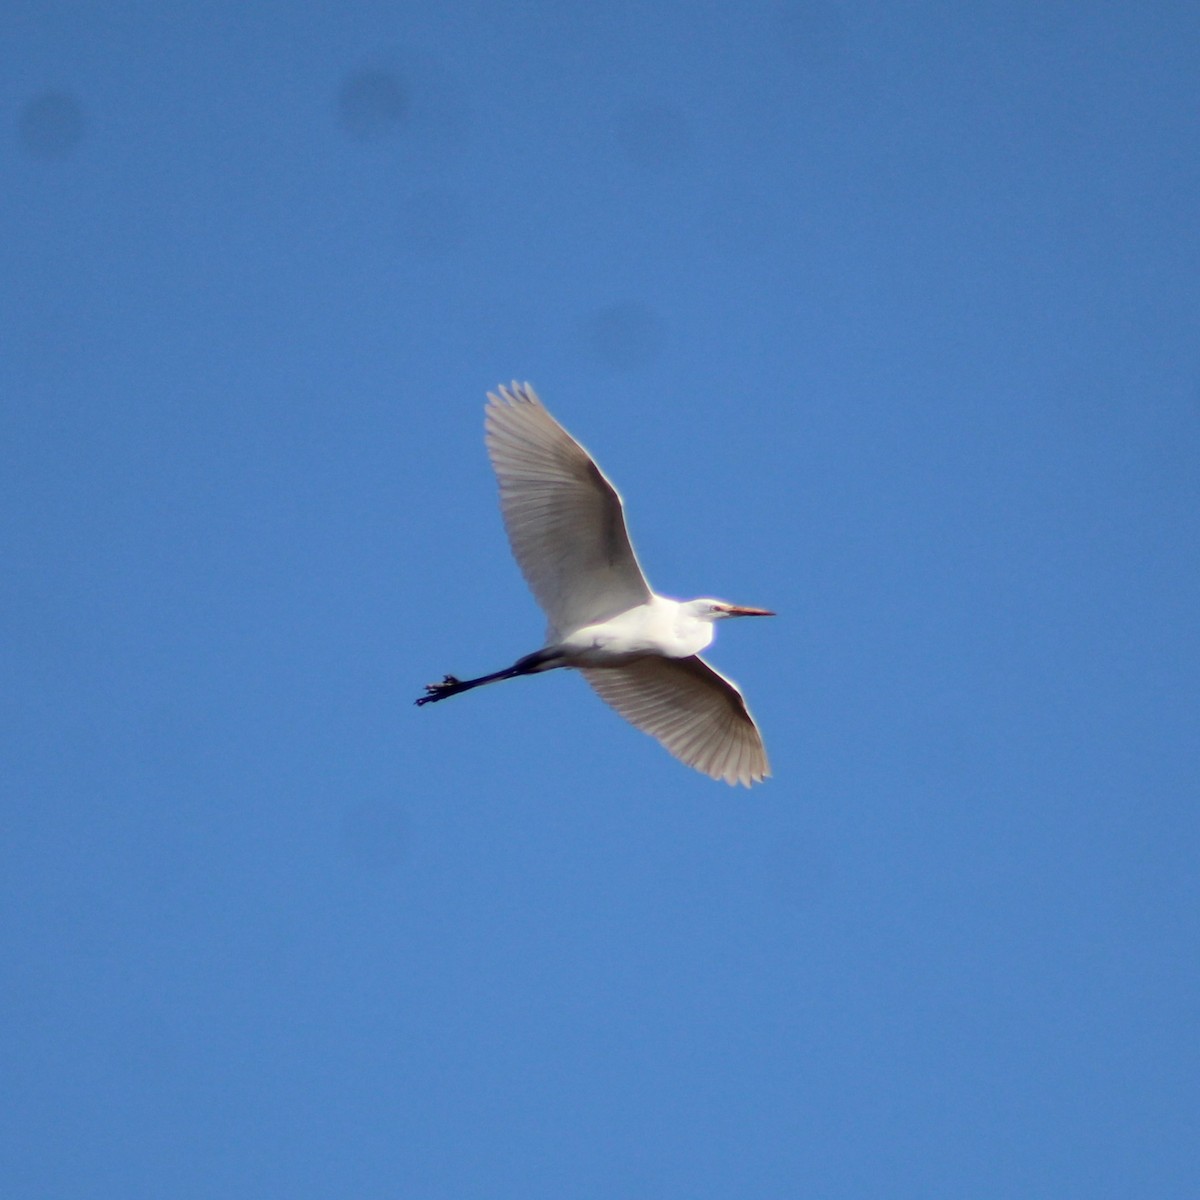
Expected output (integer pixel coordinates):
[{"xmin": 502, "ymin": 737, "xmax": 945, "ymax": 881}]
[{"xmin": 674, "ymin": 606, "xmax": 716, "ymax": 657}]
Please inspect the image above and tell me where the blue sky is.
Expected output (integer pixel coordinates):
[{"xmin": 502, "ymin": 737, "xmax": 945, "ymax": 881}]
[{"xmin": 3, "ymin": 2, "xmax": 1198, "ymax": 1195}]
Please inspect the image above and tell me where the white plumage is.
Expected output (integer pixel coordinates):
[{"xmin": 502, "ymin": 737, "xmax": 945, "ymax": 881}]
[
  {"xmin": 484, "ymin": 383, "xmax": 651, "ymax": 639},
  {"xmin": 580, "ymin": 656, "xmax": 767, "ymax": 788},
  {"xmin": 417, "ymin": 383, "xmax": 773, "ymax": 787}
]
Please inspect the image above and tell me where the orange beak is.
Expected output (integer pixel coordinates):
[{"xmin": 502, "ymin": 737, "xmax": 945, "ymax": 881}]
[{"xmin": 724, "ymin": 605, "xmax": 775, "ymax": 617}]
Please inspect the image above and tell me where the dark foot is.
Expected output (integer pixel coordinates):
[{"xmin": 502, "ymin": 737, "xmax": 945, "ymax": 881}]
[{"xmin": 415, "ymin": 675, "xmax": 462, "ymax": 706}]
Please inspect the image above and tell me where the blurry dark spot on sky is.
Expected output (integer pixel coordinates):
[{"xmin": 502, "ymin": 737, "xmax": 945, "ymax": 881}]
[
  {"xmin": 5, "ymin": 8, "xmax": 1197, "ymax": 1194},
  {"xmin": 583, "ymin": 302, "xmax": 666, "ymax": 372},
  {"xmin": 615, "ymin": 101, "xmax": 693, "ymax": 171},
  {"xmin": 337, "ymin": 69, "xmax": 408, "ymax": 140},
  {"xmin": 18, "ymin": 91, "xmax": 86, "ymax": 160}
]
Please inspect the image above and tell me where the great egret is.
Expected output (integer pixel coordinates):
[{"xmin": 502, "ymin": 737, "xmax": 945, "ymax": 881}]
[{"xmin": 416, "ymin": 383, "xmax": 773, "ymax": 786}]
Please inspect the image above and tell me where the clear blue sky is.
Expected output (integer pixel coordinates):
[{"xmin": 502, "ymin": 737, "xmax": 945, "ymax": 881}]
[{"xmin": 4, "ymin": 3, "xmax": 1198, "ymax": 1196}]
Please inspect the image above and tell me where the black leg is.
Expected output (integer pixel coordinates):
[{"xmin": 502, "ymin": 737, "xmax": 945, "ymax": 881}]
[
  {"xmin": 414, "ymin": 649, "xmax": 562, "ymax": 707},
  {"xmin": 415, "ymin": 670, "xmax": 509, "ymax": 705}
]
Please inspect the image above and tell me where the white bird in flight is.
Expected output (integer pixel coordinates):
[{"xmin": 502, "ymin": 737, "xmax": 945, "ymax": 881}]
[{"xmin": 416, "ymin": 383, "xmax": 773, "ymax": 785}]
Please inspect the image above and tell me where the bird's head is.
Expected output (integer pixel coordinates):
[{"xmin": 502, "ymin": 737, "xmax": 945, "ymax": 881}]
[{"xmin": 687, "ymin": 598, "xmax": 776, "ymax": 623}]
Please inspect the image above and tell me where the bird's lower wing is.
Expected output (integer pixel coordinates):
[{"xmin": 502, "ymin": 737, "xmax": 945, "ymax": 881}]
[
  {"xmin": 485, "ymin": 383, "xmax": 652, "ymax": 636},
  {"xmin": 580, "ymin": 656, "xmax": 770, "ymax": 787}
]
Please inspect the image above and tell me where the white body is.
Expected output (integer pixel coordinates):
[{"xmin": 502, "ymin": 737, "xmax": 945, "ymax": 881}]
[{"xmin": 559, "ymin": 595, "xmax": 718, "ymax": 665}]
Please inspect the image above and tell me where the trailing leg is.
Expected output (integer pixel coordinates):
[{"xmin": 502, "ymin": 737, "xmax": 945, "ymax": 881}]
[{"xmin": 415, "ymin": 648, "xmax": 562, "ymax": 706}]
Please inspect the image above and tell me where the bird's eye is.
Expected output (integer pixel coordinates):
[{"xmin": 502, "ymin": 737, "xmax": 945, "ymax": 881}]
[{"xmin": 710, "ymin": 604, "xmax": 723, "ymax": 613}]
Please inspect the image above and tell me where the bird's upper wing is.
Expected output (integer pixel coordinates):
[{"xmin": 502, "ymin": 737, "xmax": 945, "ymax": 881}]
[
  {"xmin": 580, "ymin": 655, "xmax": 770, "ymax": 787},
  {"xmin": 485, "ymin": 383, "xmax": 652, "ymax": 636}
]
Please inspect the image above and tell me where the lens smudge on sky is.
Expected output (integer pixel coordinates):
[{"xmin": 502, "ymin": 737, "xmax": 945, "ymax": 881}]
[
  {"xmin": 18, "ymin": 92, "xmax": 86, "ymax": 159},
  {"xmin": 4, "ymin": 6, "xmax": 1198, "ymax": 1198}
]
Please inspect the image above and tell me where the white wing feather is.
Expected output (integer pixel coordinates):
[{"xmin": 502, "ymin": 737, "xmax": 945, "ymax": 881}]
[
  {"xmin": 580, "ymin": 656, "xmax": 770, "ymax": 787},
  {"xmin": 485, "ymin": 383, "xmax": 652, "ymax": 636}
]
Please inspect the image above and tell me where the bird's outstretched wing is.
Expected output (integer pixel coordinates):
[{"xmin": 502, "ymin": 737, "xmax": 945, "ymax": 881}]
[
  {"xmin": 580, "ymin": 656, "xmax": 770, "ymax": 787},
  {"xmin": 485, "ymin": 382, "xmax": 653, "ymax": 636}
]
